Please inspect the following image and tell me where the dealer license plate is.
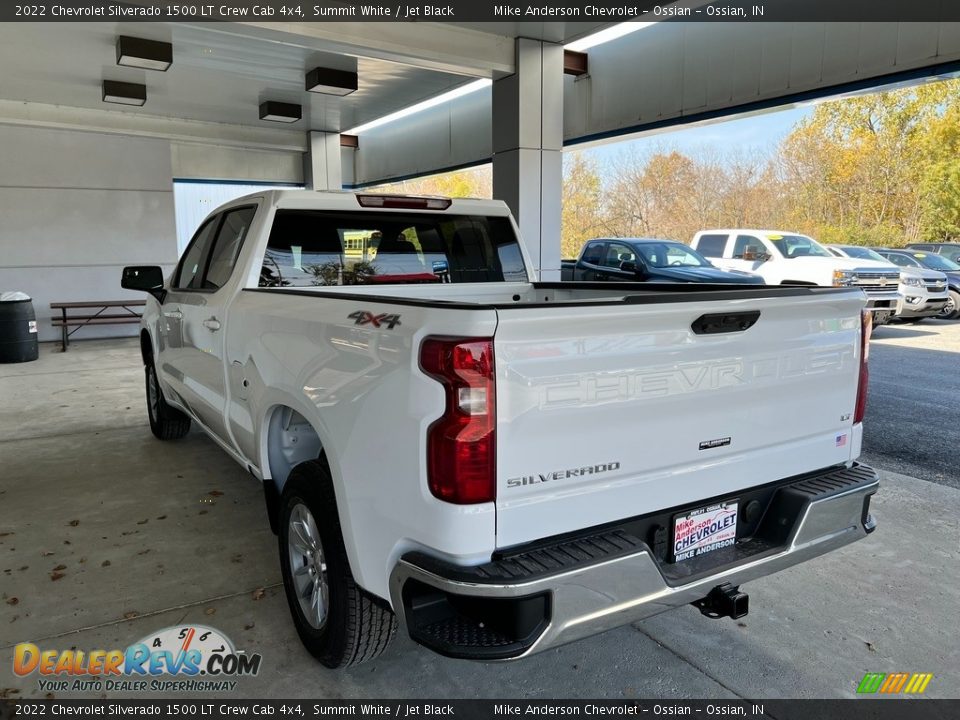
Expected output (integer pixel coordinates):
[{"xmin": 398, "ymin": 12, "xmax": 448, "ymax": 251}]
[{"xmin": 672, "ymin": 501, "xmax": 738, "ymax": 562}]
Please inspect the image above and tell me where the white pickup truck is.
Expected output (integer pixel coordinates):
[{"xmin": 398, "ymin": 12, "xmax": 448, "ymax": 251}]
[
  {"xmin": 122, "ymin": 191, "xmax": 879, "ymax": 668},
  {"xmin": 691, "ymin": 229, "xmax": 901, "ymax": 323}
]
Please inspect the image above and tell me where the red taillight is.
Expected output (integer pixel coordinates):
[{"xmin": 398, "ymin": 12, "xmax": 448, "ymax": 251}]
[
  {"xmin": 420, "ymin": 337, "xmax": 495, "ymax": 504},
  {"xmin": 854, "ymin": 310, "xmax": 872, "ymax": 424}
]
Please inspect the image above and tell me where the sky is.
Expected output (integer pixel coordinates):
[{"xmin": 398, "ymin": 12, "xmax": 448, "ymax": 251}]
[{"xmin": 575, "ymin": 105, "xmax": 814, "ymax": 169}]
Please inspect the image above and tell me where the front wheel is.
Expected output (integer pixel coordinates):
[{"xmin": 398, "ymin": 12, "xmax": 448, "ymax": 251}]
[
  {"xmin": 145, "ymin": 361, "xmax": 191, "ymax": 440},
  {"xmin": 278, "ymin": 460, "xmax": 396, "ymax": 667},
  {"xmin": 938, "ymin": 290, "xmax": 959, "ymax": 320}
]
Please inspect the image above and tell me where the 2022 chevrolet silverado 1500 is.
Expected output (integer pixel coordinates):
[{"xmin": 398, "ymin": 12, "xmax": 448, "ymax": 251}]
[{"xmin": 122, "ymin": 191, "xmax": 879, "ymax": 668}]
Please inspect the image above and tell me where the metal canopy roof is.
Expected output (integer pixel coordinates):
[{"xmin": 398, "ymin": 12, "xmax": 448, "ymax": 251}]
[{"xmin": 0, "ymin": 20, "xmax": 613, "ymax": 147}]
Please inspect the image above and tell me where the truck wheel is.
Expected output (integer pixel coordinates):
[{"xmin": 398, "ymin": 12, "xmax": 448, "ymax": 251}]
[
  {"xmin": 278, "ymin": 460, "xmax": 396, "ymax": 667},
  {"xmin": 938, "ymin": 290, "xmax": 959, "ymax": 320},
  {"xmin": 145, "ymin": 361, "xmax": 191, "ymax": 440}
]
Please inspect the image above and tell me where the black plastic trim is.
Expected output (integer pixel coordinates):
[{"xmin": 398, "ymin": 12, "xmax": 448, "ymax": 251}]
[
  {"xmin": 244, "ymin": 283, "xmax": 858, "ymax": 312},
  {"xmin": 401, "ymin": 463, "xmax": 879, "ymax": 589}
]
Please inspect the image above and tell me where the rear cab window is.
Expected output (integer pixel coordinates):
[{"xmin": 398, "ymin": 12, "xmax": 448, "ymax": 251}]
[{"xmin": 259, "ymin": 210, "xmax": 527, "ymax": 287}]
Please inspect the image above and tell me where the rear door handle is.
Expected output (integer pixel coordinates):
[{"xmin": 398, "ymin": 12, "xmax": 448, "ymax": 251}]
[{"xmin": 203, "ymin": 317, "xmax": 222, "ymax": 331}]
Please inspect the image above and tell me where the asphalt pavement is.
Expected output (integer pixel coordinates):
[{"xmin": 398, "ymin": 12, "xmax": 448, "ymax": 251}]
[{"xmin": 861, "ymin": 319, "xmax": 960, "ymax": 488}]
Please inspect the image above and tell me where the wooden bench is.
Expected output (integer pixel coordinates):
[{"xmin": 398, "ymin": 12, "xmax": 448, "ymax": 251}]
[{"xmin": 50, "ymin": 300, "xmax": 146, "ymax": 352}]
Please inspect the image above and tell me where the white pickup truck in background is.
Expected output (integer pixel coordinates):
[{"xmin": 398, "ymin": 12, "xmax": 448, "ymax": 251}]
[
  {"xmin": 691, "ymin": 229, "xmax": 901, "ymax": 324},
  {"xmin": 122, "ymin": 191, "xmax": 879, "ymax": 668}
]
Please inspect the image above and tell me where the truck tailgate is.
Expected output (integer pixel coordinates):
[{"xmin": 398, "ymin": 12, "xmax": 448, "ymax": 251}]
[{"xmin": 493, "ymin": 290, "xmax": 865, "ymax": 549}]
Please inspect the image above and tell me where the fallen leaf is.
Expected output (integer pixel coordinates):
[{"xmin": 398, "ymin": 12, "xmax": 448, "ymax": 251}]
[
  {"xmin": 101, "ymin": 560, "xmax": 111, "ymax": 567},
  {"xmin": 208, "ymin": 490, "xmax": 224, "ymax": 497},
  {"xmin": 41, "ymin": 551, "xmax": 54, "ymax": 557},
  {"xmin": 136, "ymin": 519, "xmax": 148, "ymax": 525},
  {"xmin": 52, "ymin": 564, "xmax": 66, "ymax": 571},
  {"xmin": 244, "ymin": 622, "xmax": 255, "ymax": 630},
  {"xmin": 156, "ymin": 515, "xmax": 167, "ymax": 521},
  {"xmin": 199, "ymin": 510, "xmax": 208, "ymax": 515},
  {"xmin": 137, "ymin": 550, "xmax": 151, "ymax": 556},
  {"xmin": 0, "ymin": 688, "xmax": 22, "ymax": 698},
  {"xmin": 68, "ymin": 520, "xmax": 79, "ymax": 527},
  {"xmin": 866, "ymin": 641, "xmax": 876, "ymax": 652},
  {"xmin": 252, "ymin": 587, "xmax": 266, "ymax": 601},
  {"xmin": 204, "ymin": 607, "xmax": 216, "ymax": 616},
  {"xmin": 45, "ymin": 693, "xmax": 55, "ymax": 700},
  {"xmin": 123, "ymin": 611, "xmax": 139, "ymax": 620},
  {"xmin": 18, "ymin": 566, "xmax": 27, "ymax": 571},
  {"xmin": 50, "ymin": 572, "xmax": 65, "ymax": 581},
  {"xmin": 79, "ymin": 558, "xmax": 87, "ymax": 564},
  {"xmin": 63, "ymin": 540, "xmax": 71, "ymax": 545},
  {"xmin": 0, "ymin": 532, "xmax": 12, "ymax": 538},
  {"xmin": 5, "ymin": 598, "xmax": 18, "ymax": 606}
]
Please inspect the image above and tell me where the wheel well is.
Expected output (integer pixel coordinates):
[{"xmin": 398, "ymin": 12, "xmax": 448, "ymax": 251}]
[
  {"xmin": 779, "ymin": 280, "xmax": 818, "ymax": 286},
  {"xmin": 265, "ymin": 405, "xmax": 323, "ymax": 489},
  {"xmin": 140, "ymin": 330, "xmax": 152, "ymax": 365}
]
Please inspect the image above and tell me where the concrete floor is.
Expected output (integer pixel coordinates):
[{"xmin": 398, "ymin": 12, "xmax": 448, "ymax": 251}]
[{"xmin": 1, "ymin": 332, "xmax": 959, "ymax": 700}]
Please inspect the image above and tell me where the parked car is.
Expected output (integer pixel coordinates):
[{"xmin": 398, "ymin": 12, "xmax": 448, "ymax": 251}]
[
  {"xmin": 873, "ymin": 249, "xmax": 960, "ymax": 320},
  {"xmin": 690, "ymin": 230, "xmax": 901, "ymax": 322},
  {"xmin": 121, "ymin": 191, "xmax": 879, "ymax": 668},
  {"xmin": 561, "ymin": 238, "xmax": 764, "ymax": 284},
  {"xmin": 822, "ymin": 245, "xmax": 902, "ymax": 325},
  {"xmin": 905, "ymin": 242, "xmax": 960, "ymax": 264}
]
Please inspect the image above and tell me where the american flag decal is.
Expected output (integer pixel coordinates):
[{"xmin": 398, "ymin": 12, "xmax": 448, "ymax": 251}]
[{"xmin": 836, "ymin": 434, "xmax": 847, "ymax": 447}]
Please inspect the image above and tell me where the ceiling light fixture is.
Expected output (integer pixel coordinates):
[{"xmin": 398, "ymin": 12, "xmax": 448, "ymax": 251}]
[
  {"xmin": 306, "ymin": 67, "xmax": 358, "ymax": 96},
  {"xmin": 564, "ymin": 22, "xmax": 657, "ymax": 52},
  {"xmin": 102, "ymin": 80, "xmax": 147, "ymax": 106},
  {"xmin": 345, "ymin": 78, "xmax": 491, "ymax": 135},
  {"xmin": 259, "ymin": 101, "xmax": 302, "ymax": 123},
  {"xmin": 116, "ymin": 36, "xmax": 173, "ymax": 71}
]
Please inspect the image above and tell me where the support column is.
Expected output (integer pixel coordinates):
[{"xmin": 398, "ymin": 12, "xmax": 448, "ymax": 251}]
[
  {"xmin": 492, "ymin": 38, "xmax": 564, "ymax": 281},
  {"xmin": 304, "ymin": 131, "xmax": 342, "ymax": 190}
]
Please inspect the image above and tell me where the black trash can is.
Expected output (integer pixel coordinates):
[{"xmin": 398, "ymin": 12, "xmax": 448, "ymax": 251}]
[{"xmin": 0, "ymin": 292, "xmax": 39, "ymax": 363}]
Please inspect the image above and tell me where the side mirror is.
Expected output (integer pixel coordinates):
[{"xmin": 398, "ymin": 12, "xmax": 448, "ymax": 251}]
[
  {"xmin": 620, "ymin": 260, "xmax": 640, "ymax": 275},
  {"xmin": 122, "ymin": 266, "xmax": 166, "ymax": 303}
]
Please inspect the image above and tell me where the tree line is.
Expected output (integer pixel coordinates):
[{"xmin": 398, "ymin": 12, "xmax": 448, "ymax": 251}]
[{"xmin": 378, "ymin": 78, "xmax": 960, "ymax": 260}]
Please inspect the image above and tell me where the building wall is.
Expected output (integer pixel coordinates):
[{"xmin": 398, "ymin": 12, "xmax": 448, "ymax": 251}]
[{"xmin": 0, "ymin": 126, "xmax": 178, "ymax": 343}]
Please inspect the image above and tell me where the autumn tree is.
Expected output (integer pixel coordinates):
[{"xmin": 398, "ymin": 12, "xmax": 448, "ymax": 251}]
[{"xmin": 561, "ymin": 152, "xmax": 605, "ymax": 258}]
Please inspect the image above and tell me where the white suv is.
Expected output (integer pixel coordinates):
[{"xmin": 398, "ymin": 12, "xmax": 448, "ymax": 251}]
[{"xmin": 691, "ymin": 230, "xmax": 901, "ymax": 321}]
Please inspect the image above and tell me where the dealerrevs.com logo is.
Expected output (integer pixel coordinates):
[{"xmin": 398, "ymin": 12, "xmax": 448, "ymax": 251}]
[{"xmin": 13, "ymin": 625, "xmax": 261, "ymax": 693}]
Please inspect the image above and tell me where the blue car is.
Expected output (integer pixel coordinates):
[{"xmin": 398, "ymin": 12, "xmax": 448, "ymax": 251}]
[{"xmin": 562, "ymin": 238, "xmax": 765, "ymax": 284}]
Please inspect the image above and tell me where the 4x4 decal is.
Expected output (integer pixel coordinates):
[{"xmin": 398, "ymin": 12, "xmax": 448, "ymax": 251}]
[{"xmin": 348, "ymin": 310, "xmax": 402, "ymax": 329}]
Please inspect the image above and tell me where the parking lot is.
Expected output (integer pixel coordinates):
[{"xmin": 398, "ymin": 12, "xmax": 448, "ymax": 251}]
[{"xmin": 1, "ymin": 323, "xmax": 959, "ymax": 700}]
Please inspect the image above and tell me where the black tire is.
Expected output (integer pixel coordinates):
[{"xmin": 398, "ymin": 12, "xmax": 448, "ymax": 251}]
[
  {"xmin": 278, "ymin": 459, "xmax": 396, "ymax": 668},
  {"xmin": 145, "ymin": 361, "xmax": 191, "ymax": 440},
  {"xmin": 938, "ymin": 290, "xmax": 960, "ymax": 320}
]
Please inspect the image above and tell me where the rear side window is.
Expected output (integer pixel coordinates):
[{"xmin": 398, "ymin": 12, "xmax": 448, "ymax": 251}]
[
  {"xmin": 696, "ymin": 234, "xmax": 727, "ymax": 258},
  {"xmin": 259, "ymin": 211, "xmax": 526, "ymax": 287},
  {"xmin": 601, "ymin": 242, "xmax": 635, "ymax": 268},
  {"xmin": 175, "ymin": 216, "xmax": 219, "ymax": 289},
  {"xmin": 205, "ymin": 207, "xmax": 256, "ymax": 290}
]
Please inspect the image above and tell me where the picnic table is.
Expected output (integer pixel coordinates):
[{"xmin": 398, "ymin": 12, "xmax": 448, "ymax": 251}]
[{"xmin": 50, "ymin": 299, "xmax": 145, "ymax": 351}]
